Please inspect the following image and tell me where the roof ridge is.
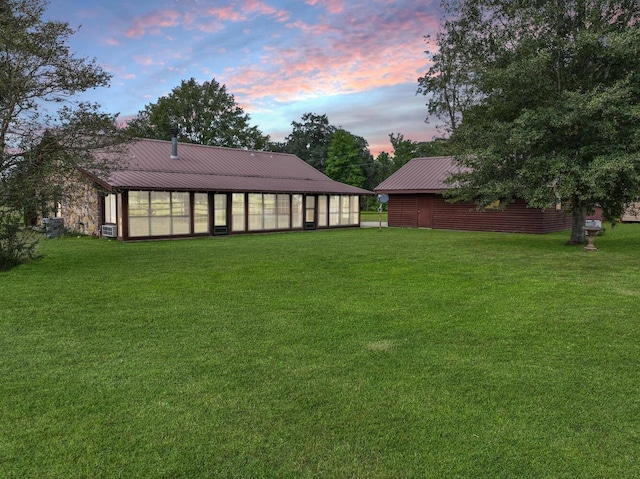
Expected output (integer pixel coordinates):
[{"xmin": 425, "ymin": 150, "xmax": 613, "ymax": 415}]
[{"xmin": 122, "ymin": 167, "xmax": 331, "ymax": 182}]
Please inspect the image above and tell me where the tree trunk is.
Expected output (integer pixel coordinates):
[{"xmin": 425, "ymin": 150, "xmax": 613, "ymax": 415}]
[{"xmin": 569, "ymin": 199, "xmax": 587, "ymax": 245}]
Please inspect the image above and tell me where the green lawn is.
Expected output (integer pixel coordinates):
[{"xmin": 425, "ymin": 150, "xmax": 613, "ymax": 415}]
[
  {"xmin": 361, "ymin": 210, "xmax": 387, "ymax": 222},
  {"xmin": 1, "ymin": 226, "xmax": 639, "ymax": 478}
]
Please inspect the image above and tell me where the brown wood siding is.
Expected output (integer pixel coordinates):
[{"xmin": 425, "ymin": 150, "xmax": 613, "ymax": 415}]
[
  {"xmin": 389, "ymin": 194, "xmax": 572, "ymax": 233},
  {"xmin": 388, "ymin": 195, "xmax": 418, "ymax": 227},
  {"xmin": 540, "ymin": 207, "xmax": 574, "ymax": 233},
  {"xmin": 433, "ymin": 196, "xmax": 571, "ymax": 233}
]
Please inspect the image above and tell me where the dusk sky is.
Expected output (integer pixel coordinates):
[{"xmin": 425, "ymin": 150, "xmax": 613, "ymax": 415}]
[{"xmin": 44, "ymin": 0, "xmax": 443, "ymax": 156}]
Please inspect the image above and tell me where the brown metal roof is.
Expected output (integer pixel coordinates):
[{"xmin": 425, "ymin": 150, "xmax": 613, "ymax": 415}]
[
  {"xmin": 95, "ymin": 139, "xmax": 372, "ymax": 195},
  {"xmin": 375, "ymin": 156, "xmax": 461, "ymax": 194}
]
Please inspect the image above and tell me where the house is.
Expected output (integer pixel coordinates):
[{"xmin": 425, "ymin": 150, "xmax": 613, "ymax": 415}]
[
  {"xmin": 63, "ymin": 137, "xmax": 371, "ymax": 240},
  {"xmin": 375, "ymin": 156, "xmax": 572, "ymax": 233}
]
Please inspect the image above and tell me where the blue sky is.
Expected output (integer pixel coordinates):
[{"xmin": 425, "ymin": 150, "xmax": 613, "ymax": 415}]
[{"xmin": 44, "ymin": 0, "xmax": 443, "ymax": 155}]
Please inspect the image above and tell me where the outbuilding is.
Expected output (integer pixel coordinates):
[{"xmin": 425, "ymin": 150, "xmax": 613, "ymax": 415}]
[
  {"xmin": 375, "ymin": 156, "xmax": 572, "ymax": 233},
  {"xmin": 63, "ymin": 137, "xmax": 371, "ymax": 240}
]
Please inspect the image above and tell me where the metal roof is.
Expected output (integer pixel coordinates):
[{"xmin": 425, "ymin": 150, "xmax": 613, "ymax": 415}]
[
  {"xmin": 94, "ymin": 139, "xmax": 372, "ymax": 195},
  {"xmin": 375, "ymin": 156, "xmax": 460, "ymax": 193}
]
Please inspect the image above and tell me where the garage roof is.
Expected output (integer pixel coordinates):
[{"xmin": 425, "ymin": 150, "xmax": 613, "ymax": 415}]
[{"xmin": 375, "ymin": 156, "xmax": 459, "ymax": 194}]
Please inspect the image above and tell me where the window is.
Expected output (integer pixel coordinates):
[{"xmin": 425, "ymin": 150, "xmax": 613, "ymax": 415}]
[
  {"xmin": 248, "ymin": 193, "xmax": 291, "ymax": 231},
  {"xmin": 350, "ymin": 195, "xmax": 359, "ymax": 224},
  {"xmin": 277, "ymin": 194, "xmax": 290, "ymax": 229},
  {"xmin": 194, "ymin": 193, "xmax": 209, "ymax": 234},
  {"xmin": 129, "ymin": 191, "xmax": 150, "ymax": 237},
  {"xmin": 128, "ymin": 191, "xmax": 192, "ymax": 237},
  {"xmin": 173, "ymin": 192, "xmax": 191, "ymax": 235},
  {"xmin": 317, "ymin": 195, "xmax": 328, "ymax": 227},
  {"xmin": 105, "ymin": 194, "xmax": 117, "ymax": 224},
  {"xmin": 305, "ymin": 196, "xmax": 315, "ymax": 224},
  {"xmin": 329, "ymin": 195, "xmax": 340, "ymax": 226},
  {"xmin": 292, "ymin": 194, "xmax": 303, "ymax": 228},
  {"xmin": 232, "ymin": 193, "xmax": 245, "ymax": 232},
  {"xmin": 213, "ymin": 194, "xmax": 227, "ymax": 227},
  {"xmin": 248, "ymin": 193, "xmax": 262, "ymax": 231},
  {"xmin": 341, "ymin": 195, "xmax": 350, "ymax": 225}
]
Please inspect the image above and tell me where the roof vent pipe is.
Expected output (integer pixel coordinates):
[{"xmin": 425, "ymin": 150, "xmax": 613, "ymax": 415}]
[{"xmin": 170, "ymin": 127, "xmax": 179, "ymax": 159}]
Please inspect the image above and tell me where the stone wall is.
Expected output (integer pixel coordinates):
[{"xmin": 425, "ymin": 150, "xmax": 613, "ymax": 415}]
[{"xmin": 60, "ymin": 178, "xmax": 102, "ymax": 236}]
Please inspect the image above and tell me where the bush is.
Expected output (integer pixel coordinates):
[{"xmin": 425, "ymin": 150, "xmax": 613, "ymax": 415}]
[{"xmin": 0, "ymin": 212, "xmax": 41, "ymax": 271}]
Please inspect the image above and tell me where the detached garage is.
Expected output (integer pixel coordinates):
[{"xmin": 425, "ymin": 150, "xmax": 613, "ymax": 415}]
[{"xmin": 375, "ymin": 156, "xmax": 572, "ymax": 234}]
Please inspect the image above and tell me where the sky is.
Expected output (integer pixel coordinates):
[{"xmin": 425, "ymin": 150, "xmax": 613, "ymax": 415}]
[{"xmin": 44, "ymin": 0, "xmax": 443, "ymax": 157}]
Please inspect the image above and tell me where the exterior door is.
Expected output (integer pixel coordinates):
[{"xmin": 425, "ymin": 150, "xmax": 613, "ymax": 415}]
[
  {"xmin": 304, "ymin": 196, "xmax": 316, "ymax": 229},
  {"xmin": 417, "ymin": 195, "xmax": 433, "ymax": 228}
]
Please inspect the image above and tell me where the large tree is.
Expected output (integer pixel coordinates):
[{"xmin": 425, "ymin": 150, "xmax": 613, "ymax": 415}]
[
  {"xmin": 1, "ymin": 0, "xmax": 129, "ymax": 269},
  {"xmin": 420, "ymin": 0, "xmax": 640, "ymax": 244},
  {"xmin": 325, "ymin": 129, "xmax": 365, "ymax": 188},
  {"xmin": 388, "ymin": 133, "xmax": 452, "ymax": 172},
  {"xmin": 274, "ymin": 113, "xmax": 337, "ymax": 172},
  {"xmin": 126, "ymin": 78, "xmax": 269, "ymax": 150}
]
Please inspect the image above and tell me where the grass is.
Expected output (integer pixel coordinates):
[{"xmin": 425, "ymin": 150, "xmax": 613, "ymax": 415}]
[
  {"xmin": 361, "ymin": 210, "xmax": 387, "ymax": 222},
  {"xmin": 1, "ymin": 225, "xmax": 639, "ymax": 478}
]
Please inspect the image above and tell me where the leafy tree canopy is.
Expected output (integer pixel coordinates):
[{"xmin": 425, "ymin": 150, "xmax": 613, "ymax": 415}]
[
  {"xmin": 420, "ymin": 0, "xmax": 640, "ymax": 243},
  {"xmin": 126, "ymin": 78, "xmax": 269, "ymax": 150},
  {"xmin": 389, "ymin": 133, "xmax": 452, "ymax": 172},
  {"xmin": 272, "ymin": 112, "xmax": 337, "ymax": 172},
  {"xmin": 325, "ymin": 129, "xmax": 366, "ymax": 188},
  {"xmin": 1, "ymin": 0, "xmax": 129, "ymax": 269}
]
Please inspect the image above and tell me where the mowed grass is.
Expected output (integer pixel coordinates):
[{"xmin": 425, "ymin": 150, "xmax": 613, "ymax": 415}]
[
  {"xmin": 1, "ymin": 225, "xmax": 639, "ymax": 478},
  {"xmin": 361, "ymin": 210, "xmax": 388, "ymax": 222}
]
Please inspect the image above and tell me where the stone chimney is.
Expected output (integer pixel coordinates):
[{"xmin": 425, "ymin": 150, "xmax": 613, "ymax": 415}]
[{"xmin": 170, "ymin": 127, "xmax": 179, "ymax": 159}]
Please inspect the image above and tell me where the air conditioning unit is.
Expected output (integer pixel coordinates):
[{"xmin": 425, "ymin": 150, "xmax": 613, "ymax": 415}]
[{"xmin": 101, "ymin": 224, "xmax": 117, "ymax": 237}]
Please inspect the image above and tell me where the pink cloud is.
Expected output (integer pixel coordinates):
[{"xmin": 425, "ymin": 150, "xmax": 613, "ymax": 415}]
[
  {"xmin": 220, "ymin": 3, "xmax": 439, "ymax": 106},
  {"xmin": 204, "ymin": 5, "xmax": 245, "ymax": 22},
  {"xmin": 305, "ymin": 0, "xmax": 345, "ymax": 14},
  {"xmin": 132, "ymin": 55, "xmax": 164, "ymax": 67},
  {"xmin": 125, "ymin": 9, "xmax": 181, "ymax": 37},
  {"xmin": 243, "ymin": 0, "xmax": 291, "ymax": 21}
]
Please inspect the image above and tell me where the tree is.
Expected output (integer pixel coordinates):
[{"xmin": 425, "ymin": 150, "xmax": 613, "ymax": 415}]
[
  {"xmin": 417, "ymin": 5, "xmax": 479, "ymax": 134},
  {"xmin": 1, "ymin": 0, "xmax": 129, "ymax": 269},
  {"xmin": 389, "ymin": 133, "xmax": 452, "ymax": 172},
  {"xmin": 126, "ymin": 78, "xmax": 269, "ymax": 150},
  {"xmin": 421, "ymin": 0, "xmax": 640, "ymax": 244},
  {"xmin": 325, "ymin": 129, "xmax": 365, "ymax": 188},
  {"xmin": 276, "ymin": 113, "xmax": 337, "ymax": 172}
]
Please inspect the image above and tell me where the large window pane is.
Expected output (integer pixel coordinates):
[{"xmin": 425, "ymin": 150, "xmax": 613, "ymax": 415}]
[
  {"xmin": 329, "ymin": 195, "xmax": 340, "ymax": 226},
  {"xmin": 317, "ymin": 195, "xmax": 327, "ymax": 227},
  {"xmin": 350, "ymin": 196, "xmax": 359, "ymax": 224},
  {"xmin": 129, "ymin": 217, "xmax": 149, "ymax": 237},
  {"xmin": 214, "ymin": 194, "xmax": 227, "ymax": 227},
  {"xmin": 341, "ymin": 195, "xmax": 350, "ymax": 225},
  {"xmin": 194, "ymin": 193, "xmax": 209, "ymax": 234},
  {"xmin": 277, "ymin": 194, "xmax": 290, "ymax": 229},
  {"xmin": 151, "ymin": 191, "xmax": 171, "ymax": 217},
  {"xmin": 292, "ymin": 194, "xmax": 303, "ymax": 228},
  {"xmin": 129, "ymin": 191, "xmax": 149, "ymax": 218},
  {"xmin": 172, "ymin": 192, "xmax": 190, "ymax": 234},
  {"xmin": 151, "ymin": 216, "xmax": 171, "ymax": 236},
  {"xmin": 232, "ymin": 193, "xmax": 246, "ymax": 232},
  {"xmin": 263, "ymin": 194, "xmax": 276, "ymax": 230},
  {"xmin": 128, "ymin": 191, "xmax": 150, "ymax": 237},
  {"xmin": 248, "ymin": 193, "xmax": 262, "ymax": 231},
  {"xmin": 105, "ymin": 194, "xmax": 117, "ymax": 224}
]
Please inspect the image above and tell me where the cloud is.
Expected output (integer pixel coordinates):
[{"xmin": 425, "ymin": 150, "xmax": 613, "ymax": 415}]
[
  {"xmin": 125, "ymin": 9, "xmax": 182, "ymax": 37},
  {"xmin": 305, "ymin": 0, "xmax": 345, "ymax": 14},
  {"xmin": 220, "ymin": 1, "xmax": 439, "ymax": 106}
]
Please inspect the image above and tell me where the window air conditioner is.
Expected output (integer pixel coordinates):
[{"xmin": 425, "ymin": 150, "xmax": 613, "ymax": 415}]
[{"xmin": 101, "ymin": 224, "xmax": 117, "ymax": 237}]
